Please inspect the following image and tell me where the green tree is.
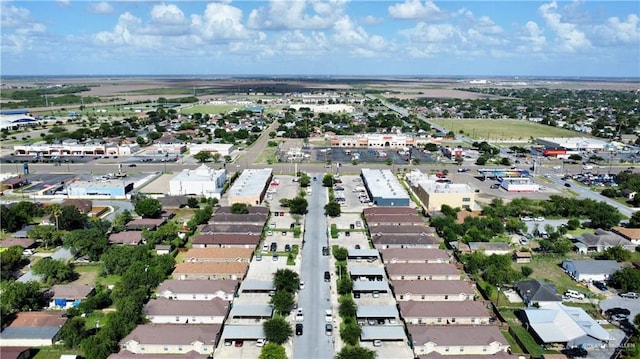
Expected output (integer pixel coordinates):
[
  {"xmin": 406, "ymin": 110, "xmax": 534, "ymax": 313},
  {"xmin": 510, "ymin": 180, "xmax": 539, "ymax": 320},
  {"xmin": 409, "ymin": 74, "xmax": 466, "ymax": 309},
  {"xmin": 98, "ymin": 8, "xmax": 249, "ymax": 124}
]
[
  {"xmin": 32, "ymin": 258, "xmax": 75, "ymax": 284},
  {"xmin": 135, "ymin": 197, "xmax": 162, "ymax": 218},
  {"xmin": 338, "ymin": 296, "xmax": 357, "ymax": 317},
  {"xmin": 64, "ymin": 228, "xmax": 109, "ymax": 261},
  {"xmin": 598, "ymin": 246, "xmax": 631, "ymax": 262},
  {"xmin": 588, "ymin": 202, "xmax": 622, "ymax": 229},
  {"xmin": 260, "ymin": 342, "xmax": 287, "ymax": 359},
  {"xmin": 566, "ymin": 218, "xmax": 581, "ymax": 230},
  {"xmin": 337, "ymin": 275, "xmax": 353, "ymax": 295},
  {"xmin": 187, "ymin": 197, "xmax": 199, "ymax": 208},
  {"xmin": 81, "ymin": 335, "xmax": 116, "ymax": 359},
  {"xmin": 298, "ymin": 173, "xmax": 311, "ymax": 187},
  {"xmin": 112, "ymin": 210, "xmax": 133, "ymax": 232},
  {"xmin": 322, "ymin": 173, "xmax": 335, "ymax": 187},
  {"xmin": 521, "ymin": 266, "xmax": 534, "ymax": 277},
  {"xmin": 340, "ymin": 320, "xmax": 362, "ymax": 346},
  {"xmin": 59, "ymin": 316, "xmax": 89, "ymax": 348},
  {"xmin": 289, "ymin": 197, "xmax": 308, "ymax": 215},
  {"xmin": 212, "ymin": 152, "xmax": 222, "ymax": 163},
  {"xmin": 270, "ymin": 290, "xmax": 295, "ymax": 314},
  {"xmin": 0, "ymin": 280, "xmax": 43, "ymax": 316},
  {"xmin": 610, "ymin": 268, "xmax": 640, "ymax": 292},
  {"xmin": 273, "ymin": 268, "xmax": 300, "ymax": 293},
  {"xmin": 57, "ymin": 205, "xmax": 87, "ymax": 230},
  {"xmin": 475, "ymin": 156, "xmax": 487, "ymax": 165},
  {"xmin": 263, "ymin": 317, "xmax": 292, "ymax": 344},
  {"xmin": 500, "ymin": 157, "xmax": 511, "ymax": 166},
  {"xmin": 230, "ymin": 203, "xmax": 249, "ymax": 214},
  {"xmin": 332, "ymin": 246, "xmax": 348, "ymax": 261},
  {"xmin": 629, "ymin": 212, "xmax": 640, "ymax": 228},
  {"xmin": 1, "ymin": 246, "xmax": 24, "ymax": 279},
  {"xmin": 193, "ymin": 151, "xmax": 212, "ymax": 163},
  {"xmin": 335, "ymin": 345, "xmax": 377, "ymax": 359},
  {"xmin": 324, "ymin": 201, "xmax": 341, "ymax": 217}
]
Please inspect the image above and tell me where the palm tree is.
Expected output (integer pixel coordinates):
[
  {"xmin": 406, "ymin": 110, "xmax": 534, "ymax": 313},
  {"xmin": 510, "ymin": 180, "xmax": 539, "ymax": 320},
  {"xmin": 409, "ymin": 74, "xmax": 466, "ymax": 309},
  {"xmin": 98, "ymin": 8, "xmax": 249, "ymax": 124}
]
[{"xmin": 50, "ymin": 204, "xmax": 62, "ymax": 231}]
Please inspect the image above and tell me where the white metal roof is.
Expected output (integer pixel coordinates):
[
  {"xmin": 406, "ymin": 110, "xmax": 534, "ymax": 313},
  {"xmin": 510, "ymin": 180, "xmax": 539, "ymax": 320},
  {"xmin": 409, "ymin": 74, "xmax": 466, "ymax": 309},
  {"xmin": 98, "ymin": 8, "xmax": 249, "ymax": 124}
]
[
  {"xmin": 357, "ymin": 305, "xmax": 399, "ymax": 318},
  {"xmin": 523, "ymin": 302, "xmax": 610, "ymax": 343},
  {"xmin": 360, "ymin": 326, "xmax": 407, "ymax": 340},
  {"xmin": 229, "ymin": 304, "xmax": 273, "ymax": 318},
  {"xmin": 220, "ymin": 324, "xmax": 265, "ymax": 340},
  {"xmin": 353, "ymin": 281, "xmax": 390, "ymax": 292},
  {"xmin": 361, "ymin": 168, "xmax": 409, "ymax": 201}
]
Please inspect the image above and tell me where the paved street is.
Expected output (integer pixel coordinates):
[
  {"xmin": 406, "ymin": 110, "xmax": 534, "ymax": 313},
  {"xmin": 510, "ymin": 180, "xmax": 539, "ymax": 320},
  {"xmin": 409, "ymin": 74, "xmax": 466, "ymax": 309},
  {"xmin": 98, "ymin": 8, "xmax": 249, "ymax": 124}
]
[{"xmin": 293, "ymin": 175, "xmax": 334, "ymax": 359}]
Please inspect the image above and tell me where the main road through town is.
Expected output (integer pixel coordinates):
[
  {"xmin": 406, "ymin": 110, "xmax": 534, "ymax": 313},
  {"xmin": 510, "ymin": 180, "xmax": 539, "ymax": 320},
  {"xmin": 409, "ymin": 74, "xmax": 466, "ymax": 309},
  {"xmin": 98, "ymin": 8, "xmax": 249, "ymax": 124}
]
[{"xmin": 292, "ymin": 174, "xmax": 333, "ymax": 359}]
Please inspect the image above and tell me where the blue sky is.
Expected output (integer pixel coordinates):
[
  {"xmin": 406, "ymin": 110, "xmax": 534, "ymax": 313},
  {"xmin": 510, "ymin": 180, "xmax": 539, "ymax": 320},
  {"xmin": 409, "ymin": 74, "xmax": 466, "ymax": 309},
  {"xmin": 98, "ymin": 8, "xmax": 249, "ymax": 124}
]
[{"xmin": 1, "ymin": 0, "xmax": 639, "ymax": 77}]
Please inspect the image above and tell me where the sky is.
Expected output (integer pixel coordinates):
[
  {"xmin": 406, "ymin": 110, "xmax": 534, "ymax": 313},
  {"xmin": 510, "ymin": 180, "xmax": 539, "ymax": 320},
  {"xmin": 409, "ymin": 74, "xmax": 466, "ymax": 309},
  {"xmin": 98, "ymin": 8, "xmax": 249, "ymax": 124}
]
[{"xmin": 1, "ymin": 0, "xmax": 639, "ymax": 77}]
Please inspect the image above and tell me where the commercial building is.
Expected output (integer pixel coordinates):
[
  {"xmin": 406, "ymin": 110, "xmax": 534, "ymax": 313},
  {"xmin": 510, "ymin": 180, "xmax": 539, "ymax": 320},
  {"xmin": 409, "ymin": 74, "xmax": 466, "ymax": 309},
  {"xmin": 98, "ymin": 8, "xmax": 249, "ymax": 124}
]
[
  {"xmin": 67, "ymin": 180, "xmax": 133, "ymax": 199},
  {"xmin": 188, "ymin": 143, "xmax": 234, "ymax": 156},
  {"xmin": 227, "ymin": 168, "xmax": 272, "ymax": 206},
  {"xmin": 499, "ymin": 177, "xmax": 540, "ymax": 192},
  {"xmin": 13, "ymin": 141, "xmax": 140, "ymax": 156},
  {"xmin": 536, "ymin": 137, "xmax": 610, "ymax": 152},
  {"xmin": 406, "ymin": 170, "xmax": 476, "ymax": 211},
  {"xmin": 361, "ymin": 168, "xmax": 410, "ymax": 206},
  {"xmin": 169, "ymin": 165, "xmax": 226, "ymax": 199},
  {"xmin": 330, "ymin": 133, "xmax": 440, "ymax": 149}
]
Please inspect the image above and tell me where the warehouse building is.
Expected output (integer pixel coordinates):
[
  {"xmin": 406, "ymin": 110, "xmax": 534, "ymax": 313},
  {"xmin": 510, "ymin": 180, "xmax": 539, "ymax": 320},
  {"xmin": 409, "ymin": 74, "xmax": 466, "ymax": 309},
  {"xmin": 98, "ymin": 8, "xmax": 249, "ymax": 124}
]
[
  {"xmin": 67, "ymin": 180, "xmax": 133, "ymax": 199},
  {"xmin": 169, "ymin": 165, "xmax": 226, "ymax": 199},
  {"xmin": 227, "ymin": 168, "xmax": 272, "ymax": 206},
  {"xmin": 188, "ymin": 143, "xmax": 234, "ymax": 156},
  {"xmin": 361, "ymin": 168, "xmax": 410, "ymax": 206}
]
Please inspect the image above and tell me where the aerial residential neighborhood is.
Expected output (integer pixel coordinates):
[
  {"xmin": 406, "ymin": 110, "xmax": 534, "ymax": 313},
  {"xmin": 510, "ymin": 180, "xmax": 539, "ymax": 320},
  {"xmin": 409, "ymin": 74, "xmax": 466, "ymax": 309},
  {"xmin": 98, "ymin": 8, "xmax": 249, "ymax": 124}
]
[{"xmin": 0, "ymin": 76, "xmax": 639, "ymax": 359}]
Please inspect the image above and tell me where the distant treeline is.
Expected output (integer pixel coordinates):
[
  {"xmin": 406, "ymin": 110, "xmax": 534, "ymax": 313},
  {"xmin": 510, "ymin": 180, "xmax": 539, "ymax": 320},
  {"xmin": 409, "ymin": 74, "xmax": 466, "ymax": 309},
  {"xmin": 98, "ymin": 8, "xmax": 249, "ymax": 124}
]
[{"xmin": 1, "ymin": 86, "xmax": 101, "ymax": 109}]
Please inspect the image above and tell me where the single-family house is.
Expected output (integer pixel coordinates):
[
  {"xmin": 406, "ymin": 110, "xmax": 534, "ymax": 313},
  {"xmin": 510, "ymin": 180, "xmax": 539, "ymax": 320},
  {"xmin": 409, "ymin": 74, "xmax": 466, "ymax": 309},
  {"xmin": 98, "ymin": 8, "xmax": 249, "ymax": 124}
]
[
  {"xmin": 144, "ymin": 298, "xmax": 229, "ymax": 324},
  {"xmin": 126, "ymin": 218, "xmax": 166, "ymax": 231},
  {"xmin": 191, "ymin": 233, "xmax": 260, "ymax": 248},
  {"xmin": 156, "ymin": 279, "xmax": 238, "ymax": 301},
  {"xmin": 0, "ymin": 311, "xmax": 67, "ymax": 347},
  {"xmin": 515, "ymin": 280, "xmax": 562, "ymax": 307},
  {"xmin": 155, "ymin": 244, "xmax": 172, "ymax": 255},
  {"xmin": 0, "ymin": 238, "xmax": 36, "ymax": 249},
  {"xmin": 575, "ymin": 229, "xmax": 636, "ymax": 253},
  {"xmin": 408, "ymin": 325, "xmax": 510, "ymax": 356},
  {"xmin": 108, "ymin": 231, "xmax": 143, "ymax": 246},
  {"xmin": 561, "ymin": 260, "xmax": 620, "ymax": 282},
  {"xmin": 514, "ymin": 251, "xmax": 532, "ymax": 263},
  {"xmin": 399, "ymin": 300, "xmax": 491, "ymax": 325},
  {"xmin": 182, "ymin": 247, "xmax": 254, "ymax": 262},
  {"xmin": 391, "ymin": 280, "xmax": 475, "ymax": 301},
  {"xmin": 48, "ymin": 285, "xmax": 95, "ymax": 309},
  {"xmin": 119, "ymin": 324, "xmax": 221, "ymax": 354},
  {"xmin": 611, "ymin": 226, "xmax": 640, "ymax": 245},
  {"xmin": 385, "ymin": 263, "xmax": 461, "ymax": 281},
  {"xmin": 522, "ymin": 302, "xmax": 611, "ymax": 349},
  {"xmin": 379, "ymin": 248, "xmax": 450, "ymax": 263},
  {"xmin": 0, "ymin": 347, "xmax": 33, "ymax": 359},
  {"xmin": 172, "ymin": 261, "xmax": 248, "ymax": 280},
  {"xmin": 200, "ymin": 224, "xmax": 263, "ymax": 235},
  {"xmin": 463, "ymin": 242, "xmax": 512, "ymax": 255}
]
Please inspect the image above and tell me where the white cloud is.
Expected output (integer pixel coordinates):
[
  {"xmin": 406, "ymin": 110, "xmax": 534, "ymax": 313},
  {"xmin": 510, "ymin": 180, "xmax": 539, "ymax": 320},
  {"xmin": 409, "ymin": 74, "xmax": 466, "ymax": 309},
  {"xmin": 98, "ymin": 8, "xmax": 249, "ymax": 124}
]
[
  {"xmin": 591, "ymin": 14, "xmax": 640, "ymax": 46},
  {"xmin": 1, "ymin": 4, "xmax": 47, "ymax": 55},
  {"xmin": 399, "ymin": 22, "xmax": 455, "ymax": 43},
  {"xmin": 517, "ymin": 21, "xmax": 546, "ymax": 52},
  {"xmin": 191, "ymin": 2, "xmax": 256, "ymax": 40},
  {"xmin": 331, "ymin": 15, "xmax": 386, "ymax": 55},
  {"xmin": 88, "ymin": 2, "xmax": 114, "ymax": 15},
  {"xmin": 388, "ymin": 0, "xmax": 448, "ymax": 21},
  {"xmin": 1, "ymin": 4, "xmax": 33, "ymax": 28},
  {"xmin": 145, "ymin": 3, "xmax": 190, "ymax": 36},
  {"xmin": 360, "ymin": 15, "xmax": 383, "ymax": 26},
  {"xmin": 57, "ymin": 0, "xmax": 71, "ymax": 7},
  {"xmin": 538, "ymin": 1, "xmax": 591, "ymax": 52},
  {"xmin": 247, "ymin": 0, "xmax": 348, "ymax": 30}
]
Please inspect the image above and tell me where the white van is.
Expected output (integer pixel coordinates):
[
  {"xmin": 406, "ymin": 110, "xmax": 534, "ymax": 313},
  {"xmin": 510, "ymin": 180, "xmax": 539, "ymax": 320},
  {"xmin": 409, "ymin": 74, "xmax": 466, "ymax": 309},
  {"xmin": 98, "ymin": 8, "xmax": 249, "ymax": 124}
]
[{"xmin": 565, "ymin": 290, "xmax": 585, "ymax": 300}]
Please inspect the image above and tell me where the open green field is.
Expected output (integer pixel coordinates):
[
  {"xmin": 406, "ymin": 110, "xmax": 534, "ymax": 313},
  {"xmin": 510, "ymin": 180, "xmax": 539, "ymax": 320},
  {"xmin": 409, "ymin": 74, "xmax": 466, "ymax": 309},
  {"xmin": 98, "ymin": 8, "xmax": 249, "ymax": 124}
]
[
  {"xmin": 180, "ymin": 104, "xmax": 241, "ymax": 115},
  {"xmin": 34, "ymin": 345, "xmax": 82, "ymax": 359},
  {"xmin": 512, "ymin": 254, "xmax": 589, "ymax": 294},
  {"xmin": 431, "ymin": 119, "xmax": 583, "ymax": 141}
]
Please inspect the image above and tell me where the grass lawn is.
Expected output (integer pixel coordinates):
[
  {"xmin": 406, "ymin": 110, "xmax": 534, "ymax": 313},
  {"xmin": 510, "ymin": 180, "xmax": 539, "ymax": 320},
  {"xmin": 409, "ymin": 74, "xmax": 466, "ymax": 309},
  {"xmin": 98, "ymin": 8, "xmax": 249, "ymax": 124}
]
[
  {"xmin": 431, "ymin": 118, "xmax": 582, "ymax": 141},
  {"xmin": 512, "ymin": 254, "xmax": 588, "ymax": 294},
  {"xmin": 171, "ymin": 208, "xmax": 195, "ymax": 223},
  {"xmin": 254, "ymin": 147, "xmax": 278, "ymax": 164},
  {"xmin": 84, "ymin": 311, "xmax": 106, "ymax": 330},
  {"xmin": 501, "ymin": 330, "xmax": 524, "ymax": 354},
  {"xmin": 72, "ymin": 264, "xmax": 100, "ymax": 286},
  {"xmin": 181, "ymin": 104, "xmax": 243, "ymax": 115},
  {"xmin": 97, "ymin": 274, "xmax": 120, "ymax": 286},
  {"xmin": 34, "ymin": 345, "xmax": 82, "ymax": 359}
]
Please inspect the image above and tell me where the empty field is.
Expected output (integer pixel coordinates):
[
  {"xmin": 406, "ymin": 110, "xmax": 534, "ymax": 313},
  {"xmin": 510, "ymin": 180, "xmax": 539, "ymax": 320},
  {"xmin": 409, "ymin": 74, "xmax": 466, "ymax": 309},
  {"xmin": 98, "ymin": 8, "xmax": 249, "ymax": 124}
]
[{"xmin": 431, "ymin": 119, "xmax": 583, "ymax": 141}]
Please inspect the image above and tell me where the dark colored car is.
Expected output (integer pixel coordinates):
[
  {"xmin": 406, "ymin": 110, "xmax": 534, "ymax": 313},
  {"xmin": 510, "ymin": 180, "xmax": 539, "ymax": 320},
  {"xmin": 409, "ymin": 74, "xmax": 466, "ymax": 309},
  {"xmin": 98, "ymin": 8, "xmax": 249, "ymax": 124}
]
[
  {"xmin": 324, "ymin": 271, "xmax": 330, "ymax": 282},
  {"xmin": 322, "ymin": 247, "xmax": 329, "ymax": 256},
  {"xmin": 563, "ymin": 347, "xmax": 587, "ymax": 358},
  {"xmin": 270, "ymin": 242, "xmax": 277, "ymax": 252},
  {"xmin": 284, "ymin": 244, "xmax": 291, "ymax": 252},
  {"xmin": 593, "ymin": 281, "xmax": 608, "ymax": 291},
  {"xmin": 605, "ymin": 307, "xmax": 631, "ymax": 316},
  {"xmin": 564, "ymin": 182, "xmax": 572, "ymax": 187},
  {"xmin": 295, "ymin": 323, "xmax": 303, "ymax": 335}
]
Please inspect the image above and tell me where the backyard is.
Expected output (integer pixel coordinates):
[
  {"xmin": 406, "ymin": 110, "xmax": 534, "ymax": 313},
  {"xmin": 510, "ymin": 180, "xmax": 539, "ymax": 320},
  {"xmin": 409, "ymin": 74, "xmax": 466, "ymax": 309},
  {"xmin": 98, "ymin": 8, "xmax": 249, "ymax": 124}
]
[{"xmin": 512, "ymin": 253, "xmax": 590, "ymax": 295}]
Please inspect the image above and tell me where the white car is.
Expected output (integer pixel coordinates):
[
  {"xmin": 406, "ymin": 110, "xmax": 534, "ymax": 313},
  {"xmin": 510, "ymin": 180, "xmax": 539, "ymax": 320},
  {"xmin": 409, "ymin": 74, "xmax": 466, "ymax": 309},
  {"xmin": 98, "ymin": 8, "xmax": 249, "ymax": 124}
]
[
  {"xmin": 295, "ymin": 309, "xmax": 304, "ymax": 322},
  {"xmin": 325, "ymin": 309, "xmax": 332, "ymax": 322},
  {"xmin": 269, "ymin": 222, "xmax": 276, "ymax": 229},
  {"xmin": 534, "ymin": 217, "xmax": 545, "ymax": 222},
  {"xmin": 256, "ymin": 338, "xmax": 266, "ymax": 347},
  {"xmin": 267, "ymin": 231, "xmax": 273, "ymax": 236},
  {"xmin": 299, "ymin": 281, "xmax": 305, "ymax": 290}
]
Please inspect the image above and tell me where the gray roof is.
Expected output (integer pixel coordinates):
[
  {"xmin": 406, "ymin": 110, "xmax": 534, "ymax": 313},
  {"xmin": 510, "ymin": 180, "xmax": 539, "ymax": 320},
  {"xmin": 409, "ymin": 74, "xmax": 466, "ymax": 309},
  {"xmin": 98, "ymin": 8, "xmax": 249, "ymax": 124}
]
[
  {"xmin": 228, "ymin": 168, "xmax": 272, "ymax": 198},
  {"xmin": 50, "ymin": 285, "xmax": 94, "ymax": 299},
  {"xmin": 220, "ymin": 324, "xmax": 266, "ymax": 340},
  {"xmin": 229, "ymin": 305, "xmax": 273, "ymax": 318},
  {"xmin": 523, "ymin": 302, "xmax": 610, "ymax": 343},
  {"xmin": 468, "ymin": 242, "xmax": 511, "ymax": 251},
  {"xmin": 357, "ymin": 305, "xmax": 399, "ymax": 318},
  {"xmin": 360, "ymin": 326, "xmax": 407, "ymax": 340},
  {"xmin": 109, "ymin": 350, "xmax": 209, "ymax": 359},
  {"xmin": 353, "ymin": 281, "xmax": 390, "ymax": 292},
  {"xmin": 515, "ymin": 280, "xmax": 562, "ymax": 303},
  {"xmin": 0, "ymin": 326, "xmax": 60, "ymax": 340},
  {"xmin": 144, "ymin": 298, "xmax": 229, "ymax": 316},
  {"xmin": 563, "ymin": 260, "xmax": 620, "ymax": 275},
  {"xmin": 361, "ymin": 168, "xmax": 409, "ymax": 201},
  {"xmin": 121, "ymin": 324, "xmax": 220, "ymax": 345},
  {"xmin": 349, "ymin": 266, "xmax": 386, "ymax": 277},
  {"xmin": 577, "ymin": 229, "xmax": 634, "ymax": 248},
  {"xmin": 240, "ymin": 280, "xmax": 275, "ymax": 292},
  {"xmin": 347, "ymin": 248, "xmax": 379, "ymax": 258},
  {"xmin": 156, "ymin": 279, "xmax": 238, "ymax": 295}
]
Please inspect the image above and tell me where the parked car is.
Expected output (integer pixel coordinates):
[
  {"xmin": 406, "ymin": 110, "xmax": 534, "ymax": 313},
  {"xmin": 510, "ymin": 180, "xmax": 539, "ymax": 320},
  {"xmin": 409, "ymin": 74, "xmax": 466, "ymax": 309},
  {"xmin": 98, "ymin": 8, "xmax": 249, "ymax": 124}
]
[
  {"xmin": 563, "ymin": 347, "xmax": 587, "ymax": 358},
  {"xmin": 620, "ymin": 292, "xmax": 639, "ymax": 299},
  {"xmin": 295, "ymin": 323, "xmax": 303, "ymax": 335},
  {"xmin": 295, "ymin": 308, "xmax": 304, "ymax": 322},
  {"xmin": 605, "ymin": 307, "xmax": 631, "ymax": 316},
  {"xmin": 299, "ymin": 281, "xmax": 305, "ymax": 290},
  {"xmin": 284, "ymin": 244, "xmax": 291, "ymax": 252},
  {"xmin": 564, "ymin": 182, "xmax": 572, "ymax": 187},
  {"xmin": 490, "ymin": 184, "xmax": 500, "ymax": 189},
  {"xmin": 128, "ymin": 164, "xmax": 137, "ymax": 167},
  {"xmin": 325, "ymin": 323, "xmax": 333, "ymax": 336},
  {"xmin": 256, "ymin": 338, "xmax": 266, "ymax": 347},
  {"xmin": 324, "ymin": 271, "xmax": 330, "ymax": 282},
  {"xmin": 234, "ymin": 340, "xmax": 243, "ymax": 347},
  {"xmin": 593, "ymin": 281, "xmax": 608, "ymax": 291},
  {"xmin": 373, "ymin": 339, "xmax": 382, "ymax": 347},
  {"xmin": 272, "ymin": 253, "xmax": 279, "ymax": 261},
  {"xmin": 611, "ymin": 314, "xmax": 628, "ymax": 322}
]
